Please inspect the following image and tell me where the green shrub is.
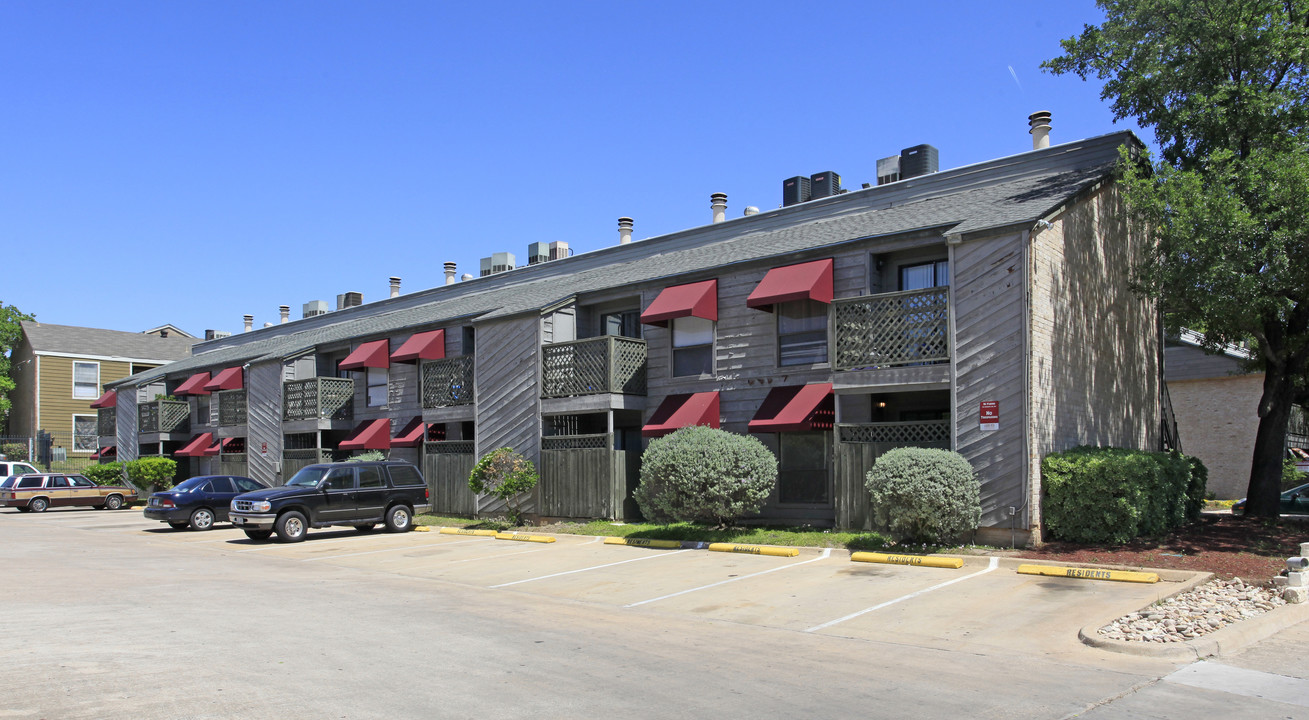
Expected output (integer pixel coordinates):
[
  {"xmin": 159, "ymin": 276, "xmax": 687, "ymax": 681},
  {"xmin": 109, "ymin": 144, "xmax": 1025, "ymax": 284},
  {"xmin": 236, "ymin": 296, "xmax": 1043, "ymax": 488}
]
[
  {"xmin": 1, "ymin": 443, "xmax": 28, "ymax": 462},
  {"xmin": 864, "ymin": 447, "xmax": 981, "ymax": 543},
  {"xmin": 1042, "ymin": 447, "xmax": 1206, "ymax": 544},
  {"xmin": 1282, "ymin": 459, "xmax": 1307, "ymax": 491},
  {"xmin": 634, "ymin": 426, "xmax": 778, "ymax": 528},
  {"xmin": 122, "ymin": 457, "xmax": 178, "ymax": 492},
  {"xmin": 347, "ymin": 450, "xmax": 387, "ymax": 462},
  {"xmin": 83, "ymin": 462, "xmax": 125, "ymax": 486},
  {"xmin": 468, "ymin": 448, "xmax": 539, "ymax": 525}
]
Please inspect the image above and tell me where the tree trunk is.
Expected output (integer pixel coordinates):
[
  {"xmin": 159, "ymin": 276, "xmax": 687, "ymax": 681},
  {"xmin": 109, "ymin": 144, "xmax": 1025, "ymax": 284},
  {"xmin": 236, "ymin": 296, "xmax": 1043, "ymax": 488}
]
[{"xmin": 1245, "ymin": 370, "xmax": 1294, "ymax": 518}]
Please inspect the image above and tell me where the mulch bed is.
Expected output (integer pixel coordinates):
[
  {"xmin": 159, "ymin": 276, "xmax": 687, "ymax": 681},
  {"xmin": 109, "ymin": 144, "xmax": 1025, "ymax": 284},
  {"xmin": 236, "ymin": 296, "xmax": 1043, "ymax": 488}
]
[{"xmin": 1013, "ymin": 514, "xmax": 1309, "ymax": 582}]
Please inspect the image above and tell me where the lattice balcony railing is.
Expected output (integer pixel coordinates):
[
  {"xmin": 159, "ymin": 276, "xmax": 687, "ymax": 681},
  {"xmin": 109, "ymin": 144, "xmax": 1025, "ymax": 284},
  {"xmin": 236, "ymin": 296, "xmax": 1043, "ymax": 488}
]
[
  {"xmin": 836, "ymin": 420, "xmax": 951, "ymax": 445},
  {"xmin": 282, "ymin": 448, "xmax": 333, "ymax": 462},
  {"xmin": 541, "ymin": 336, "xmax": 647, "ymax": 398},
  {"xmin": 421, "ymin": 356, "xmax": 475, "ymax": 408},
  {"xmin": 97, "ymin": 407, "xmax": 116, "ymax": 437},
  {"xmin": 541, "ymin": 433, "xmax": 612, "ymax": 451},
  {"xmin": 137, "ymin": 399, "xmax": 190, "ymax": 434},
  {"xmin": 283, "ymin": 377, "xmax": 355, "ymax": 421},
  {"xmin": 424, "ymin": 440, "xmax": 475, "ymax": 454},
  {"xmin": 217, "ymin": 389, "xmax": 247, "ymax": 427},
  {"xmin": 832, "ymin": 287, "xmax": 950, "ymax": 371}
]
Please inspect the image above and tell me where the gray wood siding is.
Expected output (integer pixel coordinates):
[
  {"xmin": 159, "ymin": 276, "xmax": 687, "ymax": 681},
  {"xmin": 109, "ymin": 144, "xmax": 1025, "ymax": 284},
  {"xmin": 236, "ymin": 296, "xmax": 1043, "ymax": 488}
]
[
  {"xmin": 246, "ymin": 360, "xmax": 283, "ymax": 486},
  {"xmin": 1164, "ymin": 344, "xmax": 1248, "ymax": 382},
  {"xmin": 117, "ymin": 386, "xmax": 138, "ymax": 461},
  {"xmin": 951, "ymin": 230, "xmax": 1029, "ymax": 527},
  {"xmin": 474, "ymin": 315, "xmax": 541, "ymax": 515}
]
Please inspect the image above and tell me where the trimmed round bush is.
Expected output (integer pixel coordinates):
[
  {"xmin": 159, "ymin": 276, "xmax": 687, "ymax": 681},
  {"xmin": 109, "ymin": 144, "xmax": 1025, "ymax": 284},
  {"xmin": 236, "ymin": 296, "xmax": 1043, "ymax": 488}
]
[
  {"xmin": 83, "ymin": 461, "xmax": 125, "ymax": 486},
  {"xmin": 634, "ymin": 426, "xmax": 778, "ymax": 528},
  {"xmin": 864, "ymin": 447, "xmax": 981, "ymax": 543}
]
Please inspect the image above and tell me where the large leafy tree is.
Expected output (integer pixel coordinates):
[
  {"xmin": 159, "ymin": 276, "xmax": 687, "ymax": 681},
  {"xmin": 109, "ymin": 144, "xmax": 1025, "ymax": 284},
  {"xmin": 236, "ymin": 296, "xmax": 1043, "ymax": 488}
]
[
  {"xmin": 0, "ymin": 302, "xmax": 35, "ymax": 428},
  {"xmin": 1045, "ymin": 0, "xmax": 1309, "ymax": 517}
]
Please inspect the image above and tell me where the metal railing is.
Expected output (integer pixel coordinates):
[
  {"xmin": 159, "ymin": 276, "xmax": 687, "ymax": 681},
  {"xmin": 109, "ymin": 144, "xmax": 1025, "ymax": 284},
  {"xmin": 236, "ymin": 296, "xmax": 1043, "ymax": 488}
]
[
  {"xmin": 217, "ymin": 389, "xmax": 247, "ymax": 427},
  {"xmin": 137, "ymin": 399, "xmax": 190, "ymax": 434},
  {"xmin": 541, "ymin": 336, "xmax": 647, "ymax": 398},
  {"xmin": 283, "ymin": 377, "xmax": 355, "ymax": 421},
  {"xmin": 832, "ymin": 287, "xmax": 950, "ymax": 371},
  {"xmin": 421, "ymin": 356, "xmax": 475, "ymax": 408}
]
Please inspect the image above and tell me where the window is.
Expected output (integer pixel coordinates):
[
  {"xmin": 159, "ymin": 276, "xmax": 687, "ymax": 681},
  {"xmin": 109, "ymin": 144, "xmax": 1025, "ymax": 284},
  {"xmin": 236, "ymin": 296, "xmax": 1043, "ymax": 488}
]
[
  {"xmin": 900, "ymin": 260, "xmax": 949, "ymax": 291},
  {"xmin": 209, "ymin": 477, "xmax": 234, "ymax": 493},
  {"xmin": 73, "ymin": 415, "xmax": 97, "ymax": 453},
  {"xmin": 17, "ymin": 477, "xmax": 44, "ymax": 489},
  {"xmin": 672, "ymin": 316, "xmax": 714, "ymax": 377},
  {"xmin": 71, "ymin": 476, "xmax": 95, "ymax": 488},
  {"xmin": 777, "ymin": 301, "xmax": 828, "ymax": 366},
  {"xmin": 388, "ymin": 465, "xmax": 424, "ymax": 486},
  {"xmin": 322, "ymin": 467, "xmax": 356, "ymax": 491},
  {"xmin": 462, "ymin": 327, "xmax": 476, "ymax": 356},
  {"xmin": 777, "ymin": 432, "xmax": 830, "ymax": 504},
  {"xmin": 234, "ymin": 477, "xmax": 263, "ymax": 492},
  {"xmin": 366, "ymin": 367, "xmax": 388, "ymax": 407},
  {"xmin": 51, "ymin": 476, "xmax": 71, "ymax": 488},
  {"xmin": 73, "ymin": 362, "xmax": 99, "ymax": 399},
  {"xmin": 196, "ymin": 395, "xmax": 211, "ymax": 424},
  {"xmin": 358, "ymin": 466, "xmax": 385, "ymax": 488},
  {"xmin": 601, "ymin": 310, "xmax": 642, "ymax": 339}
]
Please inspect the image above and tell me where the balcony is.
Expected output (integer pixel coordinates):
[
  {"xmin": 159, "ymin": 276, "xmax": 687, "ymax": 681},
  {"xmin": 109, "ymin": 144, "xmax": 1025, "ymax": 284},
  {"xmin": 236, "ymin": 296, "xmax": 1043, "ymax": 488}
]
[
  {"xmin": 97, "ymin": 407, "xmax": 116, "ymax": 437},
  {"xmin": 421, "ymin": 356, "xmax": 475, "ymax": 408},
  {"xmin": 832, "ymin": 287, "xmax": 950, "ymax": 371},
  {"xmin": 137, "ymin": 399, "xmax": 189, "ymax": 435},
  {"xmin": 542, "ymin": 336, "xmax": 647, "ymax": 399},
  {"xmin": 283, "ymin": 377, "xmax": 354, "ymax": 422},
  {"xmin": 217, "ymin": 389, "xmax": 247, "ymax": 427}
]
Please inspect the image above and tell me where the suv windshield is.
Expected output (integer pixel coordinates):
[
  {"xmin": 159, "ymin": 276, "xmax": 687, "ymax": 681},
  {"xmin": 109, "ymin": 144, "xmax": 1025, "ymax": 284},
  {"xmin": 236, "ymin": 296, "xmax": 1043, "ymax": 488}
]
[{"xmin": 286, "ymin": 467, "xmax": 328, "ymax": 487}]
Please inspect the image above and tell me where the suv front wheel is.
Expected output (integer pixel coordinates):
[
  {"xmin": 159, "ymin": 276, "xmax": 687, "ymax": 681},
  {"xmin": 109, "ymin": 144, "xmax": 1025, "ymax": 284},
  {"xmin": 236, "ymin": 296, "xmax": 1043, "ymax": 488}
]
[
  {"xmin": 276, "ymin": 511, "xmax": 308, "ymax": 542},
  {"xmin": 384, "ymin": 505, "xmax": 412, "ymax": 533}
]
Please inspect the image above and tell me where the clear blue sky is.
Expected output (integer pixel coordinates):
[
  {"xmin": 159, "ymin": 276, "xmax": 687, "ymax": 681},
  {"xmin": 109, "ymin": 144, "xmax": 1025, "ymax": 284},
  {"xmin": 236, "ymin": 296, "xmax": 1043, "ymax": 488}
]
[{"xmin": 1, "ymin": 1, "xmax": 1145, "ymax": 338}]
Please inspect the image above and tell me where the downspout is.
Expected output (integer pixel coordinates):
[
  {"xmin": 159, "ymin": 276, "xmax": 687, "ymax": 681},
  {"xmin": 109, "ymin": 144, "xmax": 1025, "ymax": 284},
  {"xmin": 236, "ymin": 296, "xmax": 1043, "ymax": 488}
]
[{"xmin": 1021, "ymin": 227, "xmax": 1035, "ymax": 546}]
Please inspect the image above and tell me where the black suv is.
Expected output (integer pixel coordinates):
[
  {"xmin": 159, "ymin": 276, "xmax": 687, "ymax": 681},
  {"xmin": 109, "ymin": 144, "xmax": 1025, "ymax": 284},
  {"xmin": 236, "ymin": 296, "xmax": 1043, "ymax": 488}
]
[{"xmin": 229, "ymin": 461, "xmax": 429, "ymax": 542}]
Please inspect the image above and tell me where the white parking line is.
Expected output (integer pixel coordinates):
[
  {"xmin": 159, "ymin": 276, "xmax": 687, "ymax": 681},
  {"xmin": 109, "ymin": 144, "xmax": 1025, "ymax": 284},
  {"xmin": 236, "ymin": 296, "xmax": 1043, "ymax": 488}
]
[
  {"xmin": 626, "ymin": 548, "xmax": 833, "ymax": 608},
  {"xmin": 805, "ymin": 556, "xmax": 999, "ymax": 633},
  {"xmin": 491, "ymin": 549, "xmax": 692, "ymax": 588},
  {"xmin": 303, "ymin": 537, "xmax": 482, "ymax": 561}
]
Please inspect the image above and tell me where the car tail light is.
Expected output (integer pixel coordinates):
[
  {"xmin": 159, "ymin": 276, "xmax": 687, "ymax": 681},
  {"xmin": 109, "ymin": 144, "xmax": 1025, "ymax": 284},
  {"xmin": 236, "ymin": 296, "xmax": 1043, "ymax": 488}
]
[{"xmin": 160, "ymin": 498, "xmax": 176, "ymax": 508}]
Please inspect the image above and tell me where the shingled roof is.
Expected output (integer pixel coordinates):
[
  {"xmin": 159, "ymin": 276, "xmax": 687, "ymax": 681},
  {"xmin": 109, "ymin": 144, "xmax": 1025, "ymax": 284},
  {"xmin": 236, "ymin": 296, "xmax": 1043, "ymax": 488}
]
[
  {"xmin": 22, "ymin": 321, "xmax": 197, "ymax": 362},
  {"xmin": 113, "ymin": 130, "xmax": 1138, "ymax": 388}
]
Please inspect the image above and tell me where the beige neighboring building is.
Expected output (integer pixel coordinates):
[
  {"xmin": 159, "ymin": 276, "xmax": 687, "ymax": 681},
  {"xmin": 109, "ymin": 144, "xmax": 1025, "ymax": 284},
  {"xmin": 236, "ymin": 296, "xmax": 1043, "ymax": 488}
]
[
  {"xmin": 7, "ymin": 322, "xmax": 196, "ymax": 458},
  {"xmin": 1165, "ymin": 330, "xmax": 1274, "ymax": 500}
]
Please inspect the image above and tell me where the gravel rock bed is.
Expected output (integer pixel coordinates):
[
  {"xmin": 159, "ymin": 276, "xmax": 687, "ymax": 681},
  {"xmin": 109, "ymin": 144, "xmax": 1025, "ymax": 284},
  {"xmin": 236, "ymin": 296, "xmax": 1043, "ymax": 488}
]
[{"xmin": 1098, "ymin": 578, "xmax": 1286, "ymax": 643}]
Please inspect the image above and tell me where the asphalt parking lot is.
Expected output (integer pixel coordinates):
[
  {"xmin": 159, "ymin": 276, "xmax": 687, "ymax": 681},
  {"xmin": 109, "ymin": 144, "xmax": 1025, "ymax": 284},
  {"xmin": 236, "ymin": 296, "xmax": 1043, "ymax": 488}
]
[{"xmin": 6, "ymin": 507, "xmax": 1309, "ymax": 719}]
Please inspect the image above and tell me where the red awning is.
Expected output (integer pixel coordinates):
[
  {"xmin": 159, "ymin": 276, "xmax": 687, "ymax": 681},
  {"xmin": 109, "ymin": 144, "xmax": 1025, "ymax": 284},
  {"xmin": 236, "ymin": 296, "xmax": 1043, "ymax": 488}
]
[
  {"xmin": 390, "ymin": 329, "xmax": 445, "ymax": 364},
  {"xmin": 93, "ymin": 445, "xmax": 117, "ymax": 459},
  {"xmin": 642, "ymin": 392, "xmax": 721, "ymax": 438},
  {"xmin": 204, "ymin": 367, "xmax": 244, "ymax": 392},
  {"xmin": 174, "ymin": 372, "xmax": 212, "ymax": 396},
  {"xmin": 640, "ymin": 279, "xmax": 718, "ymax": 327},
  {"xmin": 340, "ymin": 339, "xmax": 391, "ymax": 370},
  {"xmin": 748, "ymin": 383, "xmax": 835, "ymax": 433},
  {"xmin": 89, "ymin": 390, "xmax": 117, "ymax": 409},
  {"xmin": 746, "ymin": 258, "xmax": 834, "ymax": 312},
  {"xmin": 340, "ymin": 418, "xmax": 393, "ymax": 450},
  {"xmin": 391, "ymin": 417, "xmax": 427, "ymax": 447},
  {"xmin": 203, "ymin": 437, "xmax": 238, "ymax": 457},
  {"xmin": 175, "ymin": 432, "xmax": 215, "ymax": 457}
]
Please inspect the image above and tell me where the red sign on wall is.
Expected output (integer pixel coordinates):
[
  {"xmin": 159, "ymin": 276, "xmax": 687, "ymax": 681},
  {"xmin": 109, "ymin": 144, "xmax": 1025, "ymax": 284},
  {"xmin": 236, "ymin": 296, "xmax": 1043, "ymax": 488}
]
[{"xmin": 980, "ymin": 401, "xmax": 999, "ymax": 431}]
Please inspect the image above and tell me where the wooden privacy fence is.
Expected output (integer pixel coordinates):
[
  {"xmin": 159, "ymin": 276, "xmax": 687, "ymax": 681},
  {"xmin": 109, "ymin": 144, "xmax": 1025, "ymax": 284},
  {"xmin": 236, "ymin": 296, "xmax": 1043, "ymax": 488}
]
[
  {"xmin": 833, "ymin": 420, "xmax": 951, "ymax": 530},
  {"xmin": 282, "ymin": 448, "xmax": 332, "ymax": 481},
  {"xmin": 423, "ymin": 441, "xmax": 476, "ymax": 515},
  {"xmin": 538, "ymin": 434, "xmax": 639, "ymax": 520},
  {"xmin": 218, "ymin": 452, "xmax": 248, "ymax": 478}
]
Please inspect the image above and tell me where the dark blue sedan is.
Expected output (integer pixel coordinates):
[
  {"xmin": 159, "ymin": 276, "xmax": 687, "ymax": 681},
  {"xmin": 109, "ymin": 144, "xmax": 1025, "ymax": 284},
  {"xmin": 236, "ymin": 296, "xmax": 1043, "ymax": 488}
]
[{"xmin": 144, "ymin": 475, "xmax": 268, "ymax": 530}]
